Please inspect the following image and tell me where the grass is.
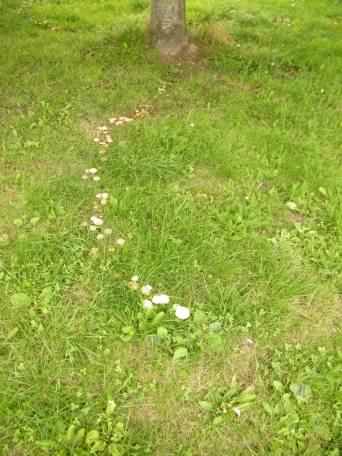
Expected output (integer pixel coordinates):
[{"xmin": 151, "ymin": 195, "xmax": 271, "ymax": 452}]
[{"xmin": 1, "ymin": 0, "xmax": 342, "ymax": 454}]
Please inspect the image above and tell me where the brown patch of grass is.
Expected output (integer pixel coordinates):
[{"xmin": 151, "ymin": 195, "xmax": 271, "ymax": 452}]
[
  {"xmin": 127, "ymin": 342, "xmax": 261, "ymax": 454},
  {"xmin": 5, "ymin": 449, "xmax": 27, "ymax": 456},
  {"xmin": 65, "ymin": 282, "xmax": 93, "ymax": 306},
  {"xmin": 205, "ymin": 22, "xmax": 236, "ymax": 46},
  {"xmin": 0, "ymin": 184, "xmax": 25, "ymax": 233},
  {"xmin": 287, "ymin": 210, "xmax": 306, "ymax": 225},
  {"xmin": 186, "ymin": 166, "xmax": 229, "ymax": 198},
  {"xmin": 0, "ymin": 185, "xmax": 22, "ymax": 212},
  {"xmin": 129, "ymin": 354, "xmax": 200, "ymax": 452},
  {"xmin": 282, "ymin": 293, "xmax": 342, "ymax": 345},
  {"xmin": 230, "ymin": 337, "xmax": 258, "ymax": 386},
  {"xmin": 2, "ymin": 155, "xmax": 84, "ymax": 182},
  {"xmin": 186, "ymin": 340, "xmax": 258, "ymax": 396},
  {"xmin": 79, "ymin": 118, "xmax": 99, "ymax": 141}
]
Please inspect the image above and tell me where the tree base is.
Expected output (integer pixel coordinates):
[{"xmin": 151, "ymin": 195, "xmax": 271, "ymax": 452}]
[{"xmin": 156, "ymin": 39, "xmax": 199, "ymax": 62}]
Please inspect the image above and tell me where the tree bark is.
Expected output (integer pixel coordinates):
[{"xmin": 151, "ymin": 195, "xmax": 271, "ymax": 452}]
[{"xmin": 150, "ymin": 0, "xmax": 188, "ymax": 57}]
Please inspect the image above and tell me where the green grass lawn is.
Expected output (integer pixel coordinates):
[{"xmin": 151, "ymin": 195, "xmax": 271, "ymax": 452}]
[{"xmin": 1, "ymin": 0, "xmax": 342, "ymax": 454}]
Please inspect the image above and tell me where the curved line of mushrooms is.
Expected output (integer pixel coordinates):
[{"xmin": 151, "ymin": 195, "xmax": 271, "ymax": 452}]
[{"xmin": 81, "ymin": 105, "xmax": 191, "ymax": 321}]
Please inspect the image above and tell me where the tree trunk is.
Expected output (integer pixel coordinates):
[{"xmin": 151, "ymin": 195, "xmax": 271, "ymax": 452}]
[{"xmin": 150, "ymin": 0, "xmax": 188, "ymax": 57}]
